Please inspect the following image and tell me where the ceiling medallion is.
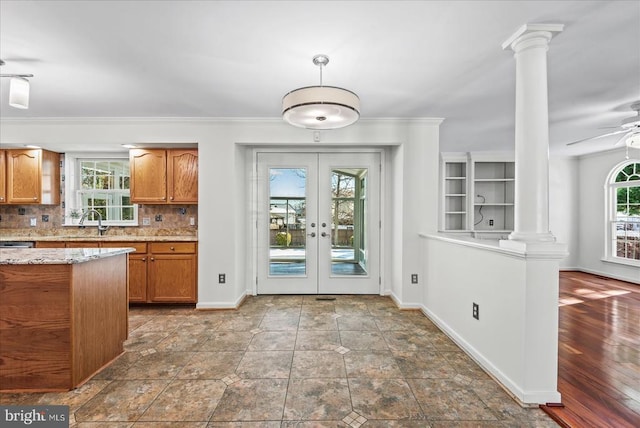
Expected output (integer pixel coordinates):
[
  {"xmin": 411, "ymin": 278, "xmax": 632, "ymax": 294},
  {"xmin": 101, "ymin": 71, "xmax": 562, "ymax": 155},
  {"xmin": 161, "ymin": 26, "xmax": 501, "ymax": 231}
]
[{"xmin": 282, "ymin": 54, "xmax": 360, "ymax": 130}]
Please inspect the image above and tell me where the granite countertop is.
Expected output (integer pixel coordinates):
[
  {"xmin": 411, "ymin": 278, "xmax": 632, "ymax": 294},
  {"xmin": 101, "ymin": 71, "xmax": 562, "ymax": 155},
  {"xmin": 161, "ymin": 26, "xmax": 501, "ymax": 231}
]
[
  {"xmin": 0, "ymin": 247, "xmax": 135, "ymax": 265},
  {"xmin": 0, "ymin": 235, "xmax": 198, "ymax": 242}
]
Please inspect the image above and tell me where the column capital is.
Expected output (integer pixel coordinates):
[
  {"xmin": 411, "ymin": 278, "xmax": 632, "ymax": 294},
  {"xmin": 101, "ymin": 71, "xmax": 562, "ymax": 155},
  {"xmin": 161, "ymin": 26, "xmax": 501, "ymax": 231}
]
[{"xmin": 502, "ymin": 23, "xmax": 564, "ymax": 51}]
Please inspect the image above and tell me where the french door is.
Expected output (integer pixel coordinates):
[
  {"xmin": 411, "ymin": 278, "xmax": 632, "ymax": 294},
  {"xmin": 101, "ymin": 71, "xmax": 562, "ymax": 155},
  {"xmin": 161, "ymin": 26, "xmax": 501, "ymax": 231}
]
[{"xmin": 257, "ymin": 152, "xmax": 380, "ymax": 294}]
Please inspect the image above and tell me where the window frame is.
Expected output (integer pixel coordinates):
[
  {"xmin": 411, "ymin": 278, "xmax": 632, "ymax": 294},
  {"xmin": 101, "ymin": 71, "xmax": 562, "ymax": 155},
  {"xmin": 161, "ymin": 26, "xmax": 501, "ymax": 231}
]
[
  {"xmin": 64, "ymin": 152, "xmax": 138, "ymax": 227},
  {"xmin": 604, "ymin": 160, "xmax": 640, "ymax": 267}
]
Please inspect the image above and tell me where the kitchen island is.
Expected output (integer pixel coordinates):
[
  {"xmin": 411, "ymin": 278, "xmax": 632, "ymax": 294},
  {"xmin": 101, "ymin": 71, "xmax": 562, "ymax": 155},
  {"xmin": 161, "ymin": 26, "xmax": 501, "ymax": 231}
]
[{"xmin": 0, "ymin": 247, "xmax": 133, "ymax": 392}]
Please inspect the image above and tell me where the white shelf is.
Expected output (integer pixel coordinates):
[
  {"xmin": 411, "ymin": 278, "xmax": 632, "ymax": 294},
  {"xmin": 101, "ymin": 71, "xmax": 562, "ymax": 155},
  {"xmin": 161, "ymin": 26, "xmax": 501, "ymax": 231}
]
[
  {"xmin": 440, "ymin": 153, "xmax": 515, "ymax": 234},
  {"xmin": 474, "ymin": 203, "xmax": 514, "ymax": 206}
]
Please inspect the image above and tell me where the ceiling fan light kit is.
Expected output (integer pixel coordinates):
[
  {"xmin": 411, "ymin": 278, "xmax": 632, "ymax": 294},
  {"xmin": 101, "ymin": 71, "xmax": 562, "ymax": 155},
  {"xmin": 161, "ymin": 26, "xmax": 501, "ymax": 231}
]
[
  {"xmin": 282, "ymin": 54, "xmax": 360, "ymax": 130},
  {"xmin": 566, "ymin": 101, "xmax": 640, "ymax": 150},
  {"xmin": 0, "ymin": 59, "xmax": 33, "ymax": 109}
]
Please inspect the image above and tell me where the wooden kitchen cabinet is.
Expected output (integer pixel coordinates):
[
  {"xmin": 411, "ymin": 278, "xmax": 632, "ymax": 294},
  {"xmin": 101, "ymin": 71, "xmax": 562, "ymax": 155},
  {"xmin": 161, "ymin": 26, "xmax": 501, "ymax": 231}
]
[
  {"xmin": 130, "ymin": 148, "xmax": 198, "ymax": 204},
  {"xmin": 0, "ymin": 150, "xmax": 6, "ymax": 203},
  {"xmin": 148, "ymin": 242, "xmax": 197, "ymax": 303},
  {"xmin": 5, "ymin": 149, "xmax": 60, "ymax": 205},
  {"xmin": 35, "ymin": 241, "xmax": 66, "ymax": 248},
  {"xmin": 130, "ymin": 149, "xmax": 167, "ymax": 203},
  {"xmin": 30, "ymin": 239, "xmax": 196, "ymax": 303},
  {"xmin": 101, "ymin": 242, "xmax": 148, "ymax": 302},
  {"xmin": 167, "ymin": 149, "xmax": 198, "ymax": 203}
]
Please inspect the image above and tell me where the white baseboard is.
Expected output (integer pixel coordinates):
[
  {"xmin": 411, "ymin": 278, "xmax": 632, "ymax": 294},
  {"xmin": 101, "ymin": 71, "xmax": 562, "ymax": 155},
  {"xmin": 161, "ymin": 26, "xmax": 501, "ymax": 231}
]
[
  {"xmin": 420, "ymin": 304, "xmax": 561, "ymax": 405},
  {"xmin": 196, "ymin": 291, "xmax": 248, "ymax": 310},
  {"xmin": 572, "ymin": 267, "xmax": 639, "ymax": 284}
]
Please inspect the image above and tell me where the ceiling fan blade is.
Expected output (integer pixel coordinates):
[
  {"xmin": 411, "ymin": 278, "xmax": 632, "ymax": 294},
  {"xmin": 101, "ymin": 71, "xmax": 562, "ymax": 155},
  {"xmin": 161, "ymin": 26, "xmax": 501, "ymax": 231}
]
[{"xmin": 566, "ymin": 128, "xmax": 629, "ymax": 146}]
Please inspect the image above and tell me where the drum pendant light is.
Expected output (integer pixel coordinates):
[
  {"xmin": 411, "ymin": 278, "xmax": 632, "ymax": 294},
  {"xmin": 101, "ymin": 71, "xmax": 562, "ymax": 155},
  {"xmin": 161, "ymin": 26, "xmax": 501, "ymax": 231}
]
[{"xmin": 282, "ymin": 55, "xmax": 360, "ymax": 130}]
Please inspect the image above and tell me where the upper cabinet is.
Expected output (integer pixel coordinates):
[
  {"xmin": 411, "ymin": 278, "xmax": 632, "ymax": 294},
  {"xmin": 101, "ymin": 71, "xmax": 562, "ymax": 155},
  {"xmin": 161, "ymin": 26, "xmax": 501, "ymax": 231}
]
[
  {"xmin": 130, "ymin": 148, "xmax": 198, "ymax": 204},
  {"xmin": 2, "ymin": 149, "xmax": 60, "ymax": 205},
  {"xmin": 0, "ymin": 150, "xmax": 6, "ymax": 203},
  {"xmin": 167, "ymin": 149, "xmax": 198, "ymax": 203}
]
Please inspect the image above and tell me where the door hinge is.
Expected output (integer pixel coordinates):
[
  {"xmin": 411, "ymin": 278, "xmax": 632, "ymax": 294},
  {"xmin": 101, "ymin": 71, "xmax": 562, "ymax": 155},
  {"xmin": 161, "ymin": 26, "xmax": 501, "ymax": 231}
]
[
  {"xmin": 379, "ymin": 276, "xmax": 382, "ymax": 285},
  {"xmin": 256, "ymin": 277, "xmax": 258, "ymax": 285}
]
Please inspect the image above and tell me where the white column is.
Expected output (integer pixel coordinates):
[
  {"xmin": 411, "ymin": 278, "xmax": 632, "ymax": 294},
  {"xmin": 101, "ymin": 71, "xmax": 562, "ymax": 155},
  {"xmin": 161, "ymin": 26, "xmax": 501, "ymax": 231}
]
[{"xmin": 501, "ymin": 24, "xmax": 563, "ymax": 246}]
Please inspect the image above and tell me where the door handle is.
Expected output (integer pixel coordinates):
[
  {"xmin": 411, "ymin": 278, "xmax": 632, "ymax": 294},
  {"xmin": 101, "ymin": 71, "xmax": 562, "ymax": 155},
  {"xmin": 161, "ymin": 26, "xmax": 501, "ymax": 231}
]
[{"xmin": 307, "ymin": 232, "xmax": 316, "ymax": 237}]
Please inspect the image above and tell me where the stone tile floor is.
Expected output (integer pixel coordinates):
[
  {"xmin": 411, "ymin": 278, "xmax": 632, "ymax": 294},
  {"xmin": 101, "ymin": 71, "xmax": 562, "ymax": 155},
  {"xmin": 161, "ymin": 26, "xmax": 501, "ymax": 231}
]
[{"xmin": 1, "ymin": 295, "xmax": 557, "ymax": 427}]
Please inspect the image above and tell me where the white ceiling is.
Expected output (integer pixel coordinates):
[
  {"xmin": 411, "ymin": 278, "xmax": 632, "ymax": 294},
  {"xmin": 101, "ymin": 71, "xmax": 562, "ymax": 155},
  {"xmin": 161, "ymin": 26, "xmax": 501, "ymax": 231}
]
[{"xmin": 0, "ymin": 0, "xmax": 638, "ymax": 156}]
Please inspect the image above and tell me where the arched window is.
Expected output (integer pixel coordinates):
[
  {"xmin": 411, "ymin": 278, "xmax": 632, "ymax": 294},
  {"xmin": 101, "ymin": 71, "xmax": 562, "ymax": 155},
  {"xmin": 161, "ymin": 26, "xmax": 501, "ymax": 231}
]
[{"xmin": 607, "ymin": 161, "xmax": 640, "ymax": 264}]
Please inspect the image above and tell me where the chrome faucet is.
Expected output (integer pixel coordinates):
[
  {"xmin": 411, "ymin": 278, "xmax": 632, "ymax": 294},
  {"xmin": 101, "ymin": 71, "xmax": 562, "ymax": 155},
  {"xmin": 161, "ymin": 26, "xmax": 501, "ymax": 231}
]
[{"xmin": 79, "ymin": 209, "xmax": 109, "ymax": 236}]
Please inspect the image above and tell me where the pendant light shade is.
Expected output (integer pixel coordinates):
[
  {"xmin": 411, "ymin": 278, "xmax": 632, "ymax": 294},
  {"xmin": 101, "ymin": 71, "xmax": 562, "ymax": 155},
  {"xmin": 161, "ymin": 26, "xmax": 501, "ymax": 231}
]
[
  {"xmin": 1, "ymin": 60, "xmax": 33, "ymax": 109},
  {"xmin": 282, "ymin": 55, "xmax": 360, "ymax": 130},
  {"xmin": 9, "ymin": 76, "xmax": 30, "ymax": 109}
]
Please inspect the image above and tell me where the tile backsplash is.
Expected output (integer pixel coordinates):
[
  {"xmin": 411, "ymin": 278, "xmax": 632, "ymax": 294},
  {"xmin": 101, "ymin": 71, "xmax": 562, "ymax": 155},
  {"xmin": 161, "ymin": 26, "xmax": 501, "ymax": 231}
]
[{"xmin": 0, "ymin": 204, "xmax": 198, "ymax": 233}]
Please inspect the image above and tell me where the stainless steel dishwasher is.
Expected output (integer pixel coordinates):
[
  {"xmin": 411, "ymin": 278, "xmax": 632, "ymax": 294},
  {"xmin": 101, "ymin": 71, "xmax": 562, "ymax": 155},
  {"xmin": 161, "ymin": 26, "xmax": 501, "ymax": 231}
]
[{"xmin": 0, "ymin": 241, "xmax": 35, "ymax": 248}]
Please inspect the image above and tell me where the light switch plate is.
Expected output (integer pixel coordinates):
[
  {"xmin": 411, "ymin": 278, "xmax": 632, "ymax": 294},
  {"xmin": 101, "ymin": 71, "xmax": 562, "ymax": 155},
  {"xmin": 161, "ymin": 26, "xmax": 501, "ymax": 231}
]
[
  {"xmin": 30, "ymin": 217, "xmax": 37, "ymax": 227},
  {"xmin": 142, "ymin": 217, "xmax": 151, "ymax": 226}
]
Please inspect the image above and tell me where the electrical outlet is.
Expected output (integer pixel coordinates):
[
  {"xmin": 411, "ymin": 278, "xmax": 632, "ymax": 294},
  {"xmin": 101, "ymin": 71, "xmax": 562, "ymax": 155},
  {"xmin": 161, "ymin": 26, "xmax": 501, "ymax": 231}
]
[
  {"xmin": 473, "ymin": 302, "xmax": 479, "ymax": 320},
  {"xmin": 30, "ymin": 217, "xmax": 37, "ymax": 227},
  {"xmin": 142, "ymin": 217, "xmax": 151, "ymax": 226},
  {"xmin": 190, "ymin": 217, "xmax": 195, "ymax": 226},
  {"xmin": 411, "ymin": 274, "xmax": 418, "ymax": 284},
  {"xmin": 42, "ymin": 215, "xmax": 49, "ymax": 222},
  {"xmin": 155, "ymin": 214, "xmax": 163, "ymax": 222},
  {"xmin": 489, "ymin": 219, "xmax": 494, "ymax": 226},
  {"xmin": 218, "ymin": 273, "xmax": 226, "ymax": 284}
]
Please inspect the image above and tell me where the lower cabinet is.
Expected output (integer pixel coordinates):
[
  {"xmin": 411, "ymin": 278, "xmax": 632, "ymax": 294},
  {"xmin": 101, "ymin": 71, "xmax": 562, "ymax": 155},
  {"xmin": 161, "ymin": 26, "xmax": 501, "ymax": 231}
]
[
  {"xmin": 36, "ymin": 240, "xmax": 197, "ymax": 303},
  {"xmin": 148, "ymin": 243, "xmax": 197, "ymax": 302},
  {"xmin": 100, "ymin": 241, "xmax": 197, "ymax": 304}
]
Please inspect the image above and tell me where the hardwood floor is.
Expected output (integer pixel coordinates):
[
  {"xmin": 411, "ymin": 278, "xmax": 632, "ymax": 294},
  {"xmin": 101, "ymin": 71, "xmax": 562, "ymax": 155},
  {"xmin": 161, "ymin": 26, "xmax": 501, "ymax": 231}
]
[{"xmin": 541, "ymin": 271, "xmax": 640, "ymax": 428}]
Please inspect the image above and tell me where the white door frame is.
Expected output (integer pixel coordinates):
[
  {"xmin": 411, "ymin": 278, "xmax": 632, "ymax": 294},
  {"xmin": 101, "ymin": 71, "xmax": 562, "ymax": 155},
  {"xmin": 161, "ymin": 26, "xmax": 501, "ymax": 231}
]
[{"xmin": 250, "ymin": 146, "xmax": 386, "ymax": 295}]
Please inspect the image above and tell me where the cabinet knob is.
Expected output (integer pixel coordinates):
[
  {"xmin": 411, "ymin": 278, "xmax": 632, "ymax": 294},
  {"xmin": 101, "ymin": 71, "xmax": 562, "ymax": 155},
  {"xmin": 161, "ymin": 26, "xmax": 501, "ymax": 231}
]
[
  {"xmin": 170, "ymin": 246, "xmax": 175, "ymax": 251},
  {"xmin": 142, "ymin": 257, "xmax": 147, "ymax": 262},
  {"xmin": 150, "ymin": 257, "xmax": 155, "ymax": 261},
  {"xmin": 170, "ymin": 196, "xmax": 174, "ymax": 200}
]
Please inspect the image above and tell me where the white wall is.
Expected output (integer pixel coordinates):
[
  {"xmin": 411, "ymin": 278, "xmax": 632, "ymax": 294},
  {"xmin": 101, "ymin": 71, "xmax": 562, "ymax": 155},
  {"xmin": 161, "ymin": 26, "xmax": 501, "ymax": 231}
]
[
  {"xmin": 577, "ymin": 148, "xmax": 640, "ymax": 283},
  {"xmin": 0, "ymin": 117, "xmax": 443, "ymax": 306},
  {"xmin": 420, "ymin": 234, "xmax": 562, "ymax": 404},
  {"xmin": 549, "ymin": 156, "xmax": 579, "ymax": 268}
]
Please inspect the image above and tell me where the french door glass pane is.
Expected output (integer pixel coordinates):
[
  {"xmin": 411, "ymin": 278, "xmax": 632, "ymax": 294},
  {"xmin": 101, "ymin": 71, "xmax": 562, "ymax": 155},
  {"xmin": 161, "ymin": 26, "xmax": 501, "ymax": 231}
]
[
  {"xmin": 269, "ymin": 168, "xmax": 307, "ymax": 276},
  {"xmin": 331, "ymin": 169, "xmax": 367, "ymax": 276}
]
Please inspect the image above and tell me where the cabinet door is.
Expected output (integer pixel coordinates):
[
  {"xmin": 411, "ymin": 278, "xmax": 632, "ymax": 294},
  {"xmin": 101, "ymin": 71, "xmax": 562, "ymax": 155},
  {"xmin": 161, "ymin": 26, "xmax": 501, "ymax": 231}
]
[
  {"xmin": 167, "ymin": 149, "xmax": 198, "ymax": 203},
  {"xmin": 0, "ymin": 150, "xmax": 6, "ymax": 204},
  {"xmin": 130, "ymin": 149, "xmax": 167, "ymax": 203},
  {"xmin": 148, "ymin": 254, "xmax": 196, "ymax": 303},
  {"xmin": 35, "ymin": 241, "xmax": 66, "ymax": 248},
  {"xmin": 128, "ymin": 254, "xmax": 148, "ymax": 302},
  {"xmin": 6, "ymin": 149, "xmax": 41, "ymax": 203},
  {"xmin": 100, "ymin": 242, "xmax": 149, "ymax": 303}
]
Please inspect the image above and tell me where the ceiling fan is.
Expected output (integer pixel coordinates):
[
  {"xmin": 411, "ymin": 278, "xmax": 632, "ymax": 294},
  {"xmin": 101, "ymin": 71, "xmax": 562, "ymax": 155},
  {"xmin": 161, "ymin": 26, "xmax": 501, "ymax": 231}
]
[{"xmin": 567, "ymin": 101, "xmax": 640, "ymax": 149}]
